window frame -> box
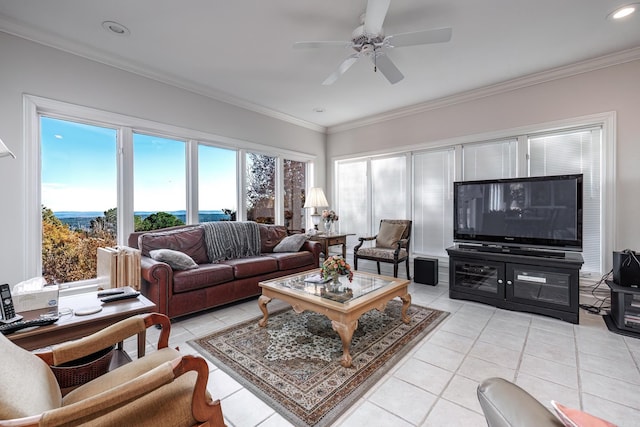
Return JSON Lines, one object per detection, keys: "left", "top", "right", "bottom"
{"left": 332, "top": 111, "right": 616, "bottom": 275}
{"left": 24, "top": 95, "right": 316, "bottom": 284}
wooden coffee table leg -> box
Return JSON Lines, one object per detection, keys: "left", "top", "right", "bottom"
{"left": 400, "top": 293, "right": 412, "bottom": 324}
{"left": 258, "top": 295, "right": 272, "bottom": 327}
{"left": 331, "top": 319, "right": 358, "bottom": 368}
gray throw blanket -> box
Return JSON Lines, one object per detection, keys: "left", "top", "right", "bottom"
{"left": 201, "top": 221, "right": 261, "bottom": 262}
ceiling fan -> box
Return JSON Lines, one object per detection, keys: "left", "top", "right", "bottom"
{"left": 293, "top": 0, "right": 452, "bottom": 85}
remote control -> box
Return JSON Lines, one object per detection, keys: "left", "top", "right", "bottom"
{"left": 0, "top": 316, "right": 59, "bottom": 335}
{"left": 100, "top": 292, "right": 140, "bottom": 303}
{"left": 97, "top": 289, "right": 126, "bottom": 297}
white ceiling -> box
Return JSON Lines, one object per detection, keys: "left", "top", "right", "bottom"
{"left": 1, "top": 0, "right": 639, "bottom": 130}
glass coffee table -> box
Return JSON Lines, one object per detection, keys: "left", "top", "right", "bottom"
{"left": 258, "top": 269, "right": 411, "bottom": 368}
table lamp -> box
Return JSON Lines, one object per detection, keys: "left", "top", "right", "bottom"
{"left": 303, "top": 187, "right": 329, "bottom": 230}
{"left": 0, "top": 138, "right": 15, "bottom": 159}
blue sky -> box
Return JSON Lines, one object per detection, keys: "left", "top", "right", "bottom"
{"left": 41, "top": 116, "right": 236, "bottom": 212}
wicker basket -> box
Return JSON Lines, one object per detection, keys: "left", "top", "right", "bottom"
{"left": 50, "top": 346, "right": 114, "bottom": 389}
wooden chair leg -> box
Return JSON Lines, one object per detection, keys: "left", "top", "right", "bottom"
{"left": 393, "top": 263, "right": 398, "bottom": 278}
{"left": 376, "top": 262, "right": 381, "bottom": 275}
{"left": 354, "top": 256, "right": 358, "bottom": 270}
{"left": 405, "top": 259, "right": 411, "bottom": 280}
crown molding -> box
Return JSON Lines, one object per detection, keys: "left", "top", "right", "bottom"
{"left": 327, "top": 46, "right": 640, "bottom": 134}
{"left": 0, "top": 17, "right": 326, "bottom": 134}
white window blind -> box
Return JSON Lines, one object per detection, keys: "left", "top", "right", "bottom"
{"left": 462, "top": 139, "right": 518, "bottom": 180}
{"left": 528, "top": 127, "right": 602, "bottom": 273}
{"left": 412, "top": 149, "right": 455, "bottom": 257}
{"left": 371, "top": 156, "right": 408, "bottom": 228}
{"left": 336, "top": 160, "right": 368, "bottom": 237}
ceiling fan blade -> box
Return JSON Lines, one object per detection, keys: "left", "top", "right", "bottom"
{"left": 364, "top": 0, "right": 391, "bottom": 35}
{"left": 293, "top": 41, "right": 354, "bottom": 49}
{"left": 322, "top": 54, "right": 360, "bottom": 85}
{"left": 371, "top": 52, "right": 404, "bottom": 84}
{"left": 385, "top": 27, "right": 452, "bottom": 48}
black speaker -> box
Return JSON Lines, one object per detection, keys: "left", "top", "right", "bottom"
{"left": 414, "top": 257, "right": 438, "bottom": 285}
{"left": 613, "top": 250, "right": 640, "bottom": 287}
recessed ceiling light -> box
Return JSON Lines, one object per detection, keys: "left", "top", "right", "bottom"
{"left": 102, "top": 21, "right": 130, "bottom": 36}
{"left": 608, "top": 3, "right": 638, "bottom": 20}
{"left": 313, "top": 107, "right": 325, "bottom": 113}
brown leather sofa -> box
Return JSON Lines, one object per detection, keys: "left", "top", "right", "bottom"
{"left": 128, "top": 223, "right": 321, "bottom": 319}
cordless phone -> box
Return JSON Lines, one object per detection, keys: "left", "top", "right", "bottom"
{"left": 0, "top": 283, "right": 22, "bottom": 323}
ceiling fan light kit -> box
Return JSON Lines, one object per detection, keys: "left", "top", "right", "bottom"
{"left": 294, "top": 0, "right": 452, "bottom": 85}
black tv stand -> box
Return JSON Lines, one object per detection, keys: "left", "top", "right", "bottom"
{"left": 457, "top": 244, "right": 566, "bottom": 259}
{"left": 447, "top": 245, "right": 584, "bottom": 323}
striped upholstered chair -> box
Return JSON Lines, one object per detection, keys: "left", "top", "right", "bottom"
{"left": 353, "top": 219, "right": 412, "bottom": 279}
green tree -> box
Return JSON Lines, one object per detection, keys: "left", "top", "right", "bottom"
{"left": 134, "top": 211, "right": 184, "bottom": 231}
{"left": 42, "top": 206, "right": 116, "bottom": 284}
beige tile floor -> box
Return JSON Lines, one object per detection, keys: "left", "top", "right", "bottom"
{"left": 126, "top": 261, "right": 640, "bottom": 426}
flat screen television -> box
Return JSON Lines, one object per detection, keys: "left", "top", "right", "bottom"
{"left": 453, "top": 174, "right": 583, "bottom": 252}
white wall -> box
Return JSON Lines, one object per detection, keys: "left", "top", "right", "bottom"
{"left": 327, "top": 59, "right": 640, "bottom": 256}
{"left": 0, "top": 32, "right": 326, "bottom": 285}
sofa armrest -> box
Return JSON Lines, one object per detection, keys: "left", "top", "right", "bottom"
{"left": 140, "top": 256, "right": 173, "bottom": 317}
{"left": 301, "top": 240, "right": 322, "bottom": 267}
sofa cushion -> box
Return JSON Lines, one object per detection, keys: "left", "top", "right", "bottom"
{"left": 172, "top": 264, "right": 234, "bottom": 293}
{"left": 265, "top": 252, "right": 315, "bottom": 271}
{"left": 138, "top": 227, "right": 209, "bottom": 265}
{"left": 149, "top": 249, "right": 198, "bottom": 270}
{"left": 273, "top": 234, "right": 308, "bottom": 252}
{"left": 220, "top": 256, "right": 278, "bottom": 279}
{"left": 259, "top": 224, "right": 288, "bottom": 253}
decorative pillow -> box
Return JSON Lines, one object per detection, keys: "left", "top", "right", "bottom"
{"left": 149, "top": 249, "right": 199, "bottom": 270}
{"left": 273, "top": 234, "right": 308, "bottom": 253}
{"left": 551, "top": 401, "right": 617, "bottom": 427}
{"left": 376, "top": 222, "right": 406, "bottom": 249}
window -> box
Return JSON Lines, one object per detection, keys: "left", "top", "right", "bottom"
{"left": 198, "top": 144, "right": 237, "bottom": 221}
{"left": 371, "top": 155, "right": 408, "bottom": 227}
{"left": 133, "top": 133, "right": 186, "bottom": 230}
{"left": 462, "top": 139, "right": 518, "bottom": 180}
{"left": 40, "top": 116, "right": 117, "bottom": 283}
{"left": 336, "top": 160, "right": 368, "bottom": 237}
{"left": 334, "top": 114, "right": 613, "bottom": 274}
{"left": 529, "top": 127, "right": 602, "bottom": 272}
{"left": 29, "top": 96, "right": 316, "bottom": 284}
{"left": 412, "top": 149, "right": 455, "bottom": 257}
{"left": 283, "top": 159, "right": 306, "bottom": 232}
{"left": 246, "top": 152, "right": 276, "bottom": 224}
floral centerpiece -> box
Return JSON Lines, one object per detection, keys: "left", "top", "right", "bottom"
{"left": 321, "top": 255, "right": 353, "bottom": 284}
{"left": 322, "top": 209, "right": 339, "bottom": 233}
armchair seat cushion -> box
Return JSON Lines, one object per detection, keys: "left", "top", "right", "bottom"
{"left": 78, "top": 371, "right": 203, "bottom": 427}
{"left": 355, "top": 247, "right": 408, "bottom": 260}
{"left": 173, "top": 263, "right": 234, "bottom": 293}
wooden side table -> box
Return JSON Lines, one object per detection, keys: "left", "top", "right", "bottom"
{"left": 310, "top": 233, "right": 348, "bottom": 259}
{"left": 8, "top": 287, "right": 156, "bottom": 357}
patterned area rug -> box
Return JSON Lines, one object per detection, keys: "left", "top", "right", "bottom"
{"left": 190, "top": 301, "right": 448, "bottom": 427}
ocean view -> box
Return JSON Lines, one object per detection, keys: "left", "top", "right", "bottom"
{"left": 54, "top": 210, "right": 230, "bottom": 229}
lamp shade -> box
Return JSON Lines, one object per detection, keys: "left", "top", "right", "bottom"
{"left": 0, "top": 138, "right": 16, "bottom": 159}
{"left": 303, "top": 187, "right": 329, "bottom": 209}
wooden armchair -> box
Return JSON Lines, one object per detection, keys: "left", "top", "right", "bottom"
{"left": 353, "top": 219, "right": 412, "bottom": 279}
{"left": 0, "top": 313, "right": 225, "bottom": 427}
